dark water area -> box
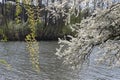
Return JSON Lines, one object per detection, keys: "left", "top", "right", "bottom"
{"left": 0, "top": 42, "right": 120, "bottom": 80}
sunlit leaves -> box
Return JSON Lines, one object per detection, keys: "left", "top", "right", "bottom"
{"left": 14, "top": 1, "right": 40, "bottom": 73}
{"left": 25, "top": 4, "right": 40, "bottom": 73}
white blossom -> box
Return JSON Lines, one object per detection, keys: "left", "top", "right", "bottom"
{"left": 55, "top": 2, "right": 120, "bottom": 69}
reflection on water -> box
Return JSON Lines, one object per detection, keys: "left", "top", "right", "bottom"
{"left": 0, "top": 42, "right": 120, "bottom": 80}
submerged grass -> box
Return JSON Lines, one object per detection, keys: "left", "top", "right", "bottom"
{"left": 0, "top": 59, "right": 12, "bottom": 70}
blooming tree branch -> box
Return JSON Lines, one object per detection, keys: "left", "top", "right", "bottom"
{"left": 55, "top": 2, "right": 120, "bottom": 69}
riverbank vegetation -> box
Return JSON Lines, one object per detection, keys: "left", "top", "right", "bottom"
{"left": 0, "top": 1, "right": 83, "bottom": 41}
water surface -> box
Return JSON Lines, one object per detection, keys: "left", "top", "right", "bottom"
{"left": 0, "top": 42, "right": 120, "bottom": 80}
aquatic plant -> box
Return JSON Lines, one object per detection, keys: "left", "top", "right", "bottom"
{"left": 0, "top": 59, "right": 11, "bottom": 70}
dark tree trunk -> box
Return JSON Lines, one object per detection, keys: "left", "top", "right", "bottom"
{"left": 44, "top": 0, "right": 49, "bottom": 27}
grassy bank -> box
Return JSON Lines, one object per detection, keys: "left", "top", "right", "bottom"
{"left": 0, "top": 21, "right": 73, "bottom": 41}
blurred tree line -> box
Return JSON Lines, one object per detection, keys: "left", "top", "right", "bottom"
{"left": 0, "top": 0, "right": 118, "bottom": 41}
{"left": 0, "top": 0, "right": 76, "bottom": 40}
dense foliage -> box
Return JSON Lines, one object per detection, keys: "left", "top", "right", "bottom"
{"left": 53, "top": 0, "right": 120, "bottom": 69}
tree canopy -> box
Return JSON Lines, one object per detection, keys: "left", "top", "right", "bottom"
{"left": 53, "top": 0, "right": 120, "bottom": 69}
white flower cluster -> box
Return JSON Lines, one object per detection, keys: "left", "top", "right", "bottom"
{"left": 55, "top": 3, "right": 120, "bottom": 69}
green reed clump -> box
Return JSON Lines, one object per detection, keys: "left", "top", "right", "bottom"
{"left": 0, "top": 29, "right": 7, "bottom": 41}
{"left": 15, "top": 2, "right": 22, "bottom": 24}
